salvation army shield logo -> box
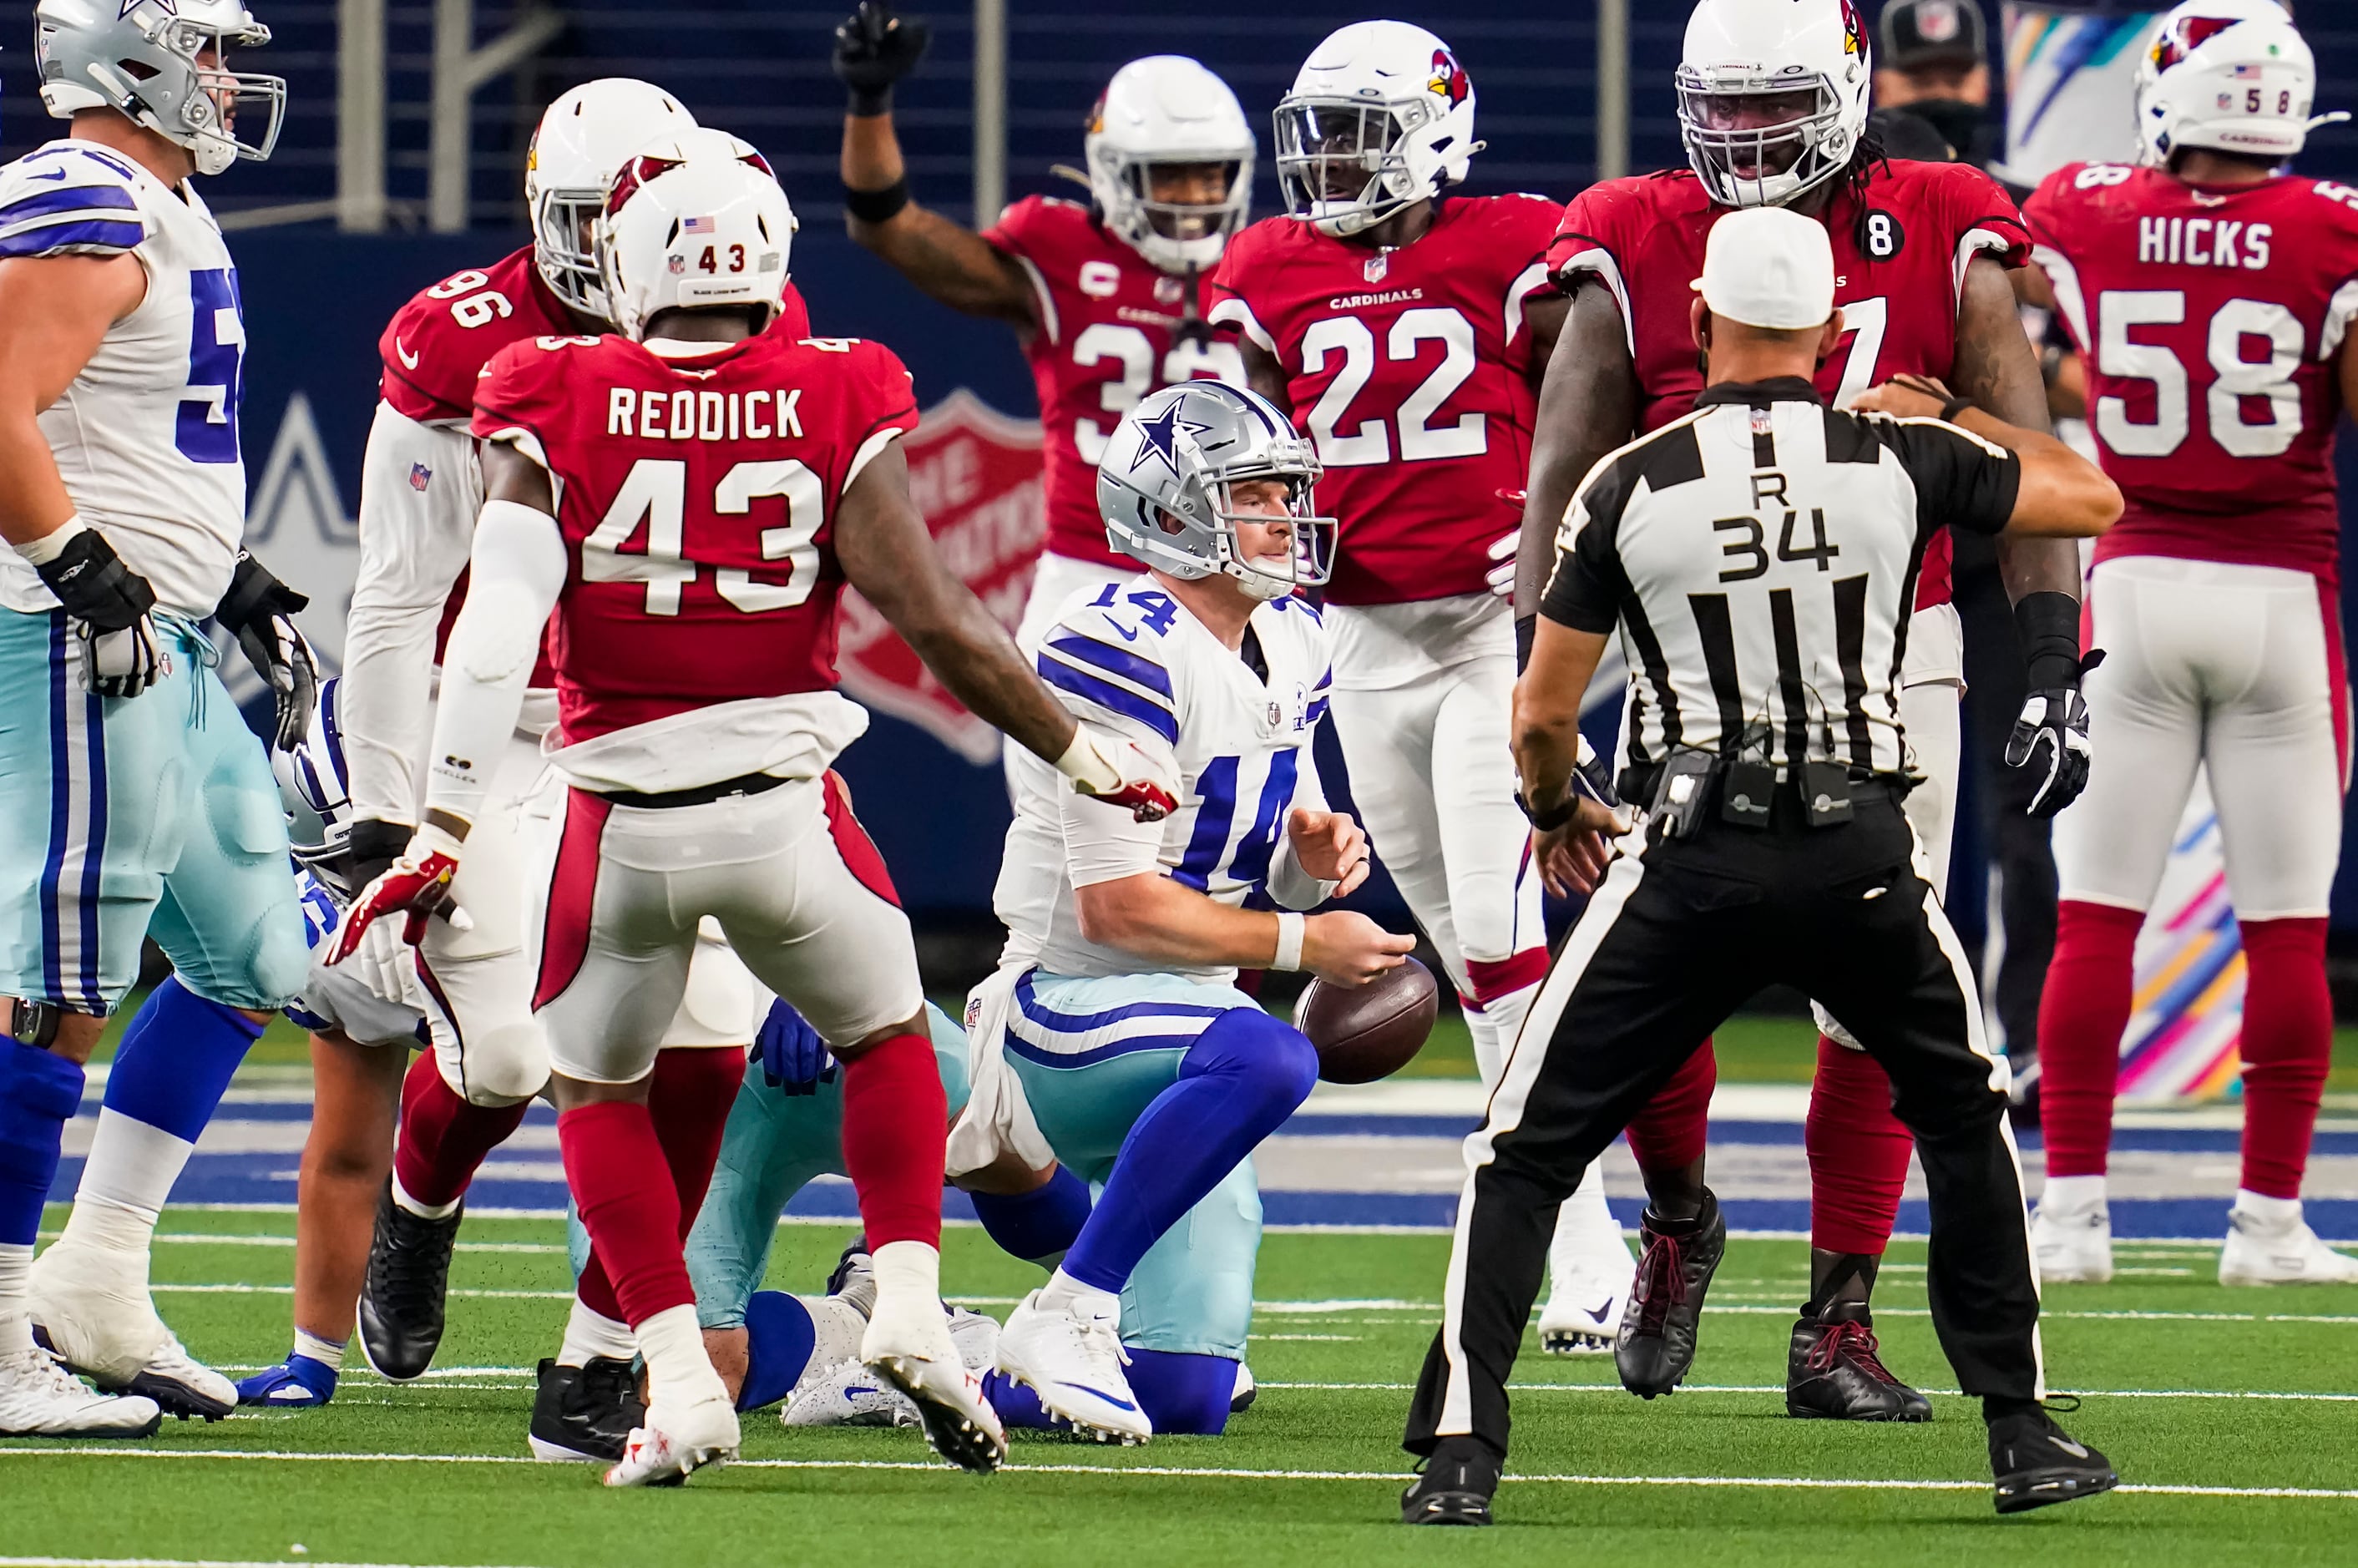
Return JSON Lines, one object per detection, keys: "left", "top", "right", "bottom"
{"left": 834, "top": 389, "right": 1046, "bottom": 763}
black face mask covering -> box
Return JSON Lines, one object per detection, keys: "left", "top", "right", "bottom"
{"left": 1903, "top": 96, "right": 1987, "bottom": 160}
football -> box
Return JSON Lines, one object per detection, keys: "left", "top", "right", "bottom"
{"left": 1294, "top": 956, "right": 1440, "bottom": 1084}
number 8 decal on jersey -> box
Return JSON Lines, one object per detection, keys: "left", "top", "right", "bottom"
{"left": 176, "top": 267, "right": 244, "bottom": 464}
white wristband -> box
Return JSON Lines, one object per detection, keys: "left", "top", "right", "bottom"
{"left": 1052, "top": 725, "right": 1121, "bottom": 792}
{"left": 1272, "top": 912, "right": 1306, "bottom": 973}
{"left": 13, "top": 514, "right": 87, "bottom": 569}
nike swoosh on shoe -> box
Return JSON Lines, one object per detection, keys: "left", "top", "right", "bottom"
{"left": 1056, "top": 1382, "right": 1138, "bottom": 1413}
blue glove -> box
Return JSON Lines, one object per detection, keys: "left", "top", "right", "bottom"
{"left": 753, "top": 996, "right": 835, "bottom": 1095}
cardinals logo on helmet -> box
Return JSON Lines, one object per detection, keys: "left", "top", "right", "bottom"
{"left": 2152, "top": 13, "right": 2244, "bottom": 73}
{"left": 1426, "top": 48, "right": 1470, "bottom": 108}
{"left": 1839, "top": 0, "right": 1865, "bottom": 57}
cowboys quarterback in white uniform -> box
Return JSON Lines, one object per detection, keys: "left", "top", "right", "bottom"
{"left": 0, "top": 0, "right": 305, "bottom": 1436}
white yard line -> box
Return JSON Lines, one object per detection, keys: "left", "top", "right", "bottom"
{"left": 0, "top": 1449, "right": 2350, "bottom": 1500}
{"left": 1259, "top": 1381, "right": 2358, "bottom": 1403}
{"left": 1, "top": 1559, "right": 550, "bottom": 1568}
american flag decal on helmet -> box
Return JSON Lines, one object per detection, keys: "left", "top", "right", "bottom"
{"left": 682, "top": 215, "right": 716, "bottom": 234}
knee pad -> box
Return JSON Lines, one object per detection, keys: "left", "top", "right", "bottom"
{"left": 1180, "top": 1008, "right": 1319, "bottom": 1110}
{"left": 443, "top": 1021, "right": 549, "bottom": 1106}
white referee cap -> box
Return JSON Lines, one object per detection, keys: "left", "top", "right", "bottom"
{"left": 1692, "top": 207, "right": 1837, "bottom": 331}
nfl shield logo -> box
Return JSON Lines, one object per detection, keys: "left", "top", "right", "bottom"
{"left": 1364, "top": 254, "right": 1389, "bottom": 284}
{"left": 1154, "top": 275, "right": 1183, "bottom": 305}
{"left": 408, "top": 462, "right": 432, "bottom": 492}
{"left": 1749, "top": 407, "right": 1774, "bottom": 436}
{"left": 1267, "top": 700, "right": 1283, "bottom": 730}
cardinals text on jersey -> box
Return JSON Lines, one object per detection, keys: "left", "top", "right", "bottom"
{"left": 1205, "top": 195, "right": 1560, "bottom": 606}
{"left": 1547, "top": 162, "right": 2035, "bottom": 609}
{"left": 984, "top": 195, "right": 1246, "bottom": 570}
{"left": 996, "top": 577, "right": 1332, "bottom": 981}
{"left": 0, "top": 140, "right": 250, "bottom": 620}
{"left": 470, "top": 329, "right": 918, "bottom": 781}
{"left": 2027, "top": 162, "right": 2358, "bottom": 583}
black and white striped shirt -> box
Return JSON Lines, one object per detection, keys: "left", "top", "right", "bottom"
{"left": 1541, "top": 378, "right": 2020, "bottom": 779}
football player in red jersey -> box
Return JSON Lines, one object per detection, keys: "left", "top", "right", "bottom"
{"left": 1510, "top": 0, "right": 2093, "bottom": 1419}
{"left": 1205, "top": 20, "right": 1637, "bottom": 1351}
{"left": 333, "top": 152, "right": 1173, "bottom": 1487}
{"left": 2023, "top": 0, "right": 2358, "bottom": 1288}
{"left": 830, "top": 3, "right": 1252, "bottom": 655}
{"left": 328, "top": 93, "right": 812, "bottom": 1459}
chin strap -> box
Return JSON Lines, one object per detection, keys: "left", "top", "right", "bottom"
{"left": 2308, "top": 110, "right": 2353, "bottom": 132}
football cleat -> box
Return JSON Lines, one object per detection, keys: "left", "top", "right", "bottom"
{"left": 1989, "top": 1409, "right": 2118, "bottom": 1514}
{"left": 28, "top": 1241, "right": 235, "bottom": 1420}
{"left": 2030, "top": 1195, "right": 2113, "bottom": 1285}
{"left": 863, "top": 1293, "right": 1009, "bottom": 1472}
{"left": 2219, "top": 1206, "right": 2358, "bottom": 1286}
{"left": 602, "top": 1390, "right": 740, "bottom": 1488}
{"left": 1400, "top": 1436, "right": 1501, "bottom": 1526}
{"left": 825, "top": 1237, "right": 878, "bottom": 1318}
{"left": 1539, "top": 1201, "right": 1637, "bottom": 1355}
{"left": 1785, "top": 1302, "right": 1931, "bottom": 1422}
{"left": 235, "top": 1352, "right": 339, "bottom": 1408}
{"left": 993, "top": 1287, "right": 1151, "bottom": 1447}
{"left": 781, "top": 1357, "right": 918, "bottom": 1429}
{"left": 529, "top": 1356, "right": 645, "bottom": 1464}
{"left": 357, "top": 1179, "right": 462, "bottom": 1381}
{"left": 0, "top": 1345, "right": 161, "bottom": 1437}
{"left": 947, "top": 1304, "right": 999, "bottom": 1370}
{"left": 1231, "top": 1362, "right": 1257, "bottom": 1415}
{"left": 1615, "top": 1191, "right": 1724, "bottom": 1400}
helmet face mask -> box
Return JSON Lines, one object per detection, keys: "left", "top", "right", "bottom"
{"left": 1097, "top": 382, "right": 1334, "bottom": 599}
{"left": 1276, "top": 100, "right": 1422, "bottom": 224}
{"left": 1084, "top": 57, "right": 1256, "bottom": 274}
{"left": 37, "top": 0, "right": 285, "bottom": 176}
{"left": 1677, "top": 0, "right": 1872, "bottom": 210}
{"left": 1274, "top": 22, "right": 1480, "bottom": 239}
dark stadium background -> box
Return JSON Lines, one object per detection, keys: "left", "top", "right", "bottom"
{"left": 2, "top": 0, "right": 2355, "bottom": 957}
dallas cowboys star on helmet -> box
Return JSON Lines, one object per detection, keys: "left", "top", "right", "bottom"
{"left": 1084, "top": 56, "right": 1256, "bottom": 274}
{"left": 1096, "top": 382, "right": 1333, "bottom": 599}
{"left": 1273, "top": 21, "right": 1482, "bottom": 238}
{"left": 526, "top": 78, "right": 699, "bottom": 318}
{"left": 2134, "top": 0, "right": 2345, "bottom": 168}
{"left": 36, "top": 0, "right": 285, "bottom": 177}
{"left": 1677, "top": 0, "right": 1874, "bottom": 210}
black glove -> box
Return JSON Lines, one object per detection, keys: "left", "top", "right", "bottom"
{"left": 35, "top": 524, "right": 162, "bottom": 700}
{"left": 2006, "top": 651, "right": 2103, "bottom": 818}
{"left": 833, "top": 0, "right": 930, "bottom": 116}
{"left": 217, "top": 550, "right": 317, "bottom": 751}
{"left": 347, "top": 817, "right": 412, "bottom": 893}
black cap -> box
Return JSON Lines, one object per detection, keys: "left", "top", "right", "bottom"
{"left": 1877, "top": 0, "right": 1987, "bottom": 72}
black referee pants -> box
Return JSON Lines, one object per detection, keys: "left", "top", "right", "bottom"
{"left": 1403, "top": 786, "right": 2043, "bottom": 1459}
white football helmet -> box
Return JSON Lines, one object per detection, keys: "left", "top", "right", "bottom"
{"left": 526, "top": 78, "right": 698, "bottom": 318}
{"left": 1085, "top": 57, "right": 1256, "bottom": 275}
{"left": 271, "top": 676, "right": 357, "bottom": 900}
{"left": 2135, "top": 1, "right": 2342, "bottom": 167}
{"left": 596, "top": 154, "right": 797, "bottom": 343}
{"left": 1273, "top": 21, "right": 1482, "bottom": 238}
{"left": 36, "top": 0, "right": 284, "bottom": 176}
{"left": 1677, "top": 0, "right": 1874, "bottom": 210}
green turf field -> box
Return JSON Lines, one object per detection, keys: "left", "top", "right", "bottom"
{"left": 10, "top": 1206, "right": 2358, "bottom": 1565}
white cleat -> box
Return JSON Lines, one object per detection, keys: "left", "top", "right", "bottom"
{"left": 602, "top": 1392, "right": 740, "bottom": 1488}
{"left": 782, "top": 1358, "right": 918, "bottom": 1429}
{"left": 28, "top": 1242, "right": 235, "bottom": 1419}
{"left": 947, "top": 1305, "right": 999, "bottom": 1370}
{"left": 2219, "top": 1207, "right": 2358, "bottom": 1286}
{"left": 0, "top": 1344, "right": 162, "bottom": 1438}
{"left": 2030, "top": 1197, "right": 2114, "bottom": 1285}
{"left": 861, "top": 1294, "right": 1007, "bottom": 1473}
{"left": 994, "top": 1288, "right": 1151, "bottom": 1447}
{"left": 1539, "top": 1266, "right": 1633, "bottom": 1355}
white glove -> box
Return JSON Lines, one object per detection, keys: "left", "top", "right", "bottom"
{"left": 76, "top": 615, "right": 164, "bottom": 700}
{"left": 1485, "top": 531, "right": 1518, "bottom": 599}
{"left": 1055, "top": 722, "right": 1179, "bottom": 822}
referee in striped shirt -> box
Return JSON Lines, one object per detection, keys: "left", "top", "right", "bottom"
{"left": 1400, "top": 207, "right": 2123, "bottom": 1525}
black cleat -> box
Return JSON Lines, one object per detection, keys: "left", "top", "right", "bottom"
{"left": 1786, "top": 1302, "right": 1932, "bottom": 1422}
{"left": 1401, "top": 1437, "right": 1501, "bottom": 1526}
{"left": 528, "top": 1356, "right": 646, "bottom": 1464}
{"left": 1990, "top": 1409, "right": 2118, "bottom": 1515}
{"left": 357, "top": 1179, "right": 462, "bottom": 1382}
{"left": 1616, "top": 1191, "right": 1724, "bottom": 1399}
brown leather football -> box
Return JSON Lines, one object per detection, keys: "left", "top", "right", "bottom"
{"left": 1293, "top": 956, "right": 1440, "bottom": 1085}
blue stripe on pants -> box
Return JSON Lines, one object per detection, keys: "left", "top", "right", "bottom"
{"left": 78, "top": 662, "right": 105, "bottom": 1011}
{"left": 40, "top": 615, "right": 68, "bottom": 1006}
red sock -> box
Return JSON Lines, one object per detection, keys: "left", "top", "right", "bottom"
{"left": 392, "top": 1050, "right": 529, "bottom": 1208}
{"left": 838, "top": 1032, "right": 946, "bottom": 1251}
{"left": 649, "top": 1046, "right": 747, "bottom": 1229}
{"left": 2037, "top": 900, "right": 2143, "bottom": 1180}
{"left": 1627, "top": 1043, "right": 1715, "bottom": 1171}
{"left": 1806, "top": 1037, "right": 1912, "bottom": 1255}
{"left": 559, "top": 1100, "right": 691, "bottom": 1327}
{"left": 576, "top": 1254, "right": 622, "bottom": 1323}
{"left": 2238, "top": 917, "right": 2331, "bottom": 1200}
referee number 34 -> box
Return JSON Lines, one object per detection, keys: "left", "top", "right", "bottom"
{"left": 1713, "top": 475, "right": 1839, "bottom": 583}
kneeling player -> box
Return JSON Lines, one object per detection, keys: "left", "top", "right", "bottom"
{"left": 949, "top": 381, "right": 1414, "bottom": 1443}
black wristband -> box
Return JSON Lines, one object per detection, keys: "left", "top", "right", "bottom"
{"left": 1938, "top": 394, "right": 1973, "bottom": 423}
{"left": 847, "top": 84, "right": 893, "bottom": 118}
{"left": 36, "top": 529, "right": 154, "bottom": 630}
{"left": 1515, "top": 787, "right": 1580, "bottom": 832}
{"left": 1514, "top": 614, "right": 1536, "bottom": 674}
{"left": 844, "top": 178, "right": 910, "bottom": 224}
{"left": 2013, "top": 589, "right": 2083, "bottom": 691}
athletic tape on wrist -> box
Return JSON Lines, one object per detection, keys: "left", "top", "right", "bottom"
{"left": 1273, "top": 913, "right": 1306, "bottom": 974}
{"left": 12, "top": 515, "right": 87, "bottom": 569}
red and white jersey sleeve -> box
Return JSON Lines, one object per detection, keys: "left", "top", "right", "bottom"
{"left": 1549, "top": 164, "right": 2033, "bottom": 609}
{"left": 2027, "top": 163, "right": 2358, "bottom": 583}
{"left": 984, "top": 195, "right": 1245, "bottom": 569}
{"left": 471, "top": 331, "right": 919, "bottom": 786}
{"left": 377, "top": 247, "right": 575, "bottom": 427}
{"left": 1206, "top": 195, "right": 1560, "bottom": 606}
